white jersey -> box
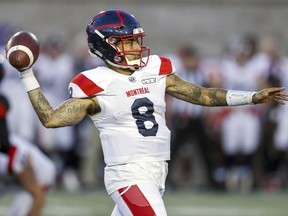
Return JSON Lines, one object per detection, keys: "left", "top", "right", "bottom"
{"left": 69, "top": 55, "right": 175, "bottom": 166}
{"left": 221, "top": 55, "right": 268, "bottom": 91}
{"left": 0, "top": 134, "right": 56, "bottom": 186}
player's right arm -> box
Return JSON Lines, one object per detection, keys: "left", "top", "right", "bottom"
{"left": 27, "top": 89, "right": 100, "bottom": 128}
{"left": 4, "top": 57, "right": 101, "bottom": 128}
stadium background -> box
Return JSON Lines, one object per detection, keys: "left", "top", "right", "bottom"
{"left": 1, "top": 0, "right": 288, "bottom": 56}
{"left": 1, "top": 0, "right": 288, "bottom": 215}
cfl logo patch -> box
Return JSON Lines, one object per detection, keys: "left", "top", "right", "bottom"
{"left": 141, "top": 78, "right": 156, "bottom": 85}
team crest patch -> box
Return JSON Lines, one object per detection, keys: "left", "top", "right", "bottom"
{"left": 128, "top": 76, "right": 137, "bottom": 83}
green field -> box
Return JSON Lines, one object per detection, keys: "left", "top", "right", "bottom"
{"left": 1, "top": 189, "right": 288, "bottom": 216}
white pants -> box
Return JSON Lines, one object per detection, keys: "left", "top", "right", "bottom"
{"left": 105, "top": 161, "right": 168, "bottom": 216}
{"left": 111, "top": 183, "right": 167, "bottom": 216}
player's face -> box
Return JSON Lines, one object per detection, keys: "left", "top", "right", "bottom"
{"left": 117, "top": 38, "right": 141, "bottom": 61}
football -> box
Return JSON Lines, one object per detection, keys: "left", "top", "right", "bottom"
{"left": 5, "top": 31, "right": 40, "bottom": 71}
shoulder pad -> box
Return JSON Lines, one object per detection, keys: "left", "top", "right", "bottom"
{"left": 70, "top": 73, "right": 104, "bottom": 97}
{"left": 159, "top": 56, "right": 174, "bottom": 75}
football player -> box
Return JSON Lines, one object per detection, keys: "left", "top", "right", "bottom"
{"left": 0, "top": 62, "right": 56, "bottom": 216}
{"left": 6, "top": 9, "right": 288, "bottom": 215}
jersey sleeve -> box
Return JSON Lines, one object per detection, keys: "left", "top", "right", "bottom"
{"left": 68, "top": 72, "right": 104, "bottom": 98}
{"left": 158, "top": 56, "right": 176, "bottom": 76}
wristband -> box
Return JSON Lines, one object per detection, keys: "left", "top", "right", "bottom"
{"left": 226, "top": 90, "right": 257, "bottom": 106}
{"left": 19, "top": 68, "right": 40, "bottom": 92}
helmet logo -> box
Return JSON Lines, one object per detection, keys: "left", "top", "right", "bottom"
{"left": 133, "top": 28, "right": 144, "bottom": 34}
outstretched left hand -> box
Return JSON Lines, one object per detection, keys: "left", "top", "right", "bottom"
{"left": 253, "top": 87, "right": 288, "bottom": 105}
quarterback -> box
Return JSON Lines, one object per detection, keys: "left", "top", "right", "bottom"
{"left": 6, "top": 9, "right": 288, "bottom": 216}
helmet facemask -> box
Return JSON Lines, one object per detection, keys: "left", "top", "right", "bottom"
{"left": 107, "top": 32, "right": 150, "bottom": 70}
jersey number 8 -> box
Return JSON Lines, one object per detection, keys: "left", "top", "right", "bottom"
{"left": 131, "top": 97, "right": 159, "bottom": 137}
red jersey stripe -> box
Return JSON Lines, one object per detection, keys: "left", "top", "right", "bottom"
{"left": 0, "top": 103, "right": 7, "bottom": 118}
{"left": 118, "top": 185, "right": 156, "bottom": 216}
{"left": 159, "top": 56, "right": 173, "bottom": 75}
{"left": 71, "top": 74, "right": 104, "bottom": 96}
{"left": 8, "top": 146, "right": 17, "bottom": 173}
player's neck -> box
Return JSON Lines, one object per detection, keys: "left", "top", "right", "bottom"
{"left": 108, "top": 65, "right": 135, "bottom": 76}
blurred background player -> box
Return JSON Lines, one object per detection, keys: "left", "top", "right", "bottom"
{"left": 216, "top": 35, "right": 269, "bottom": 192}
{"left": 166, "top": 44, "right": 214, "bottom": 189}
{"left": 33, "top": 33, "right": 79, "bottom": 192}
{"left": 0, "top": 61, "right": 56, "bottom": 216}
{"left": 0, "top": 24, "right": 37, "bottom": 144}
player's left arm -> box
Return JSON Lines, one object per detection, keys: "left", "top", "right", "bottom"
{"left": 166, "top": 73, "right": 288, "bottom": 106}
